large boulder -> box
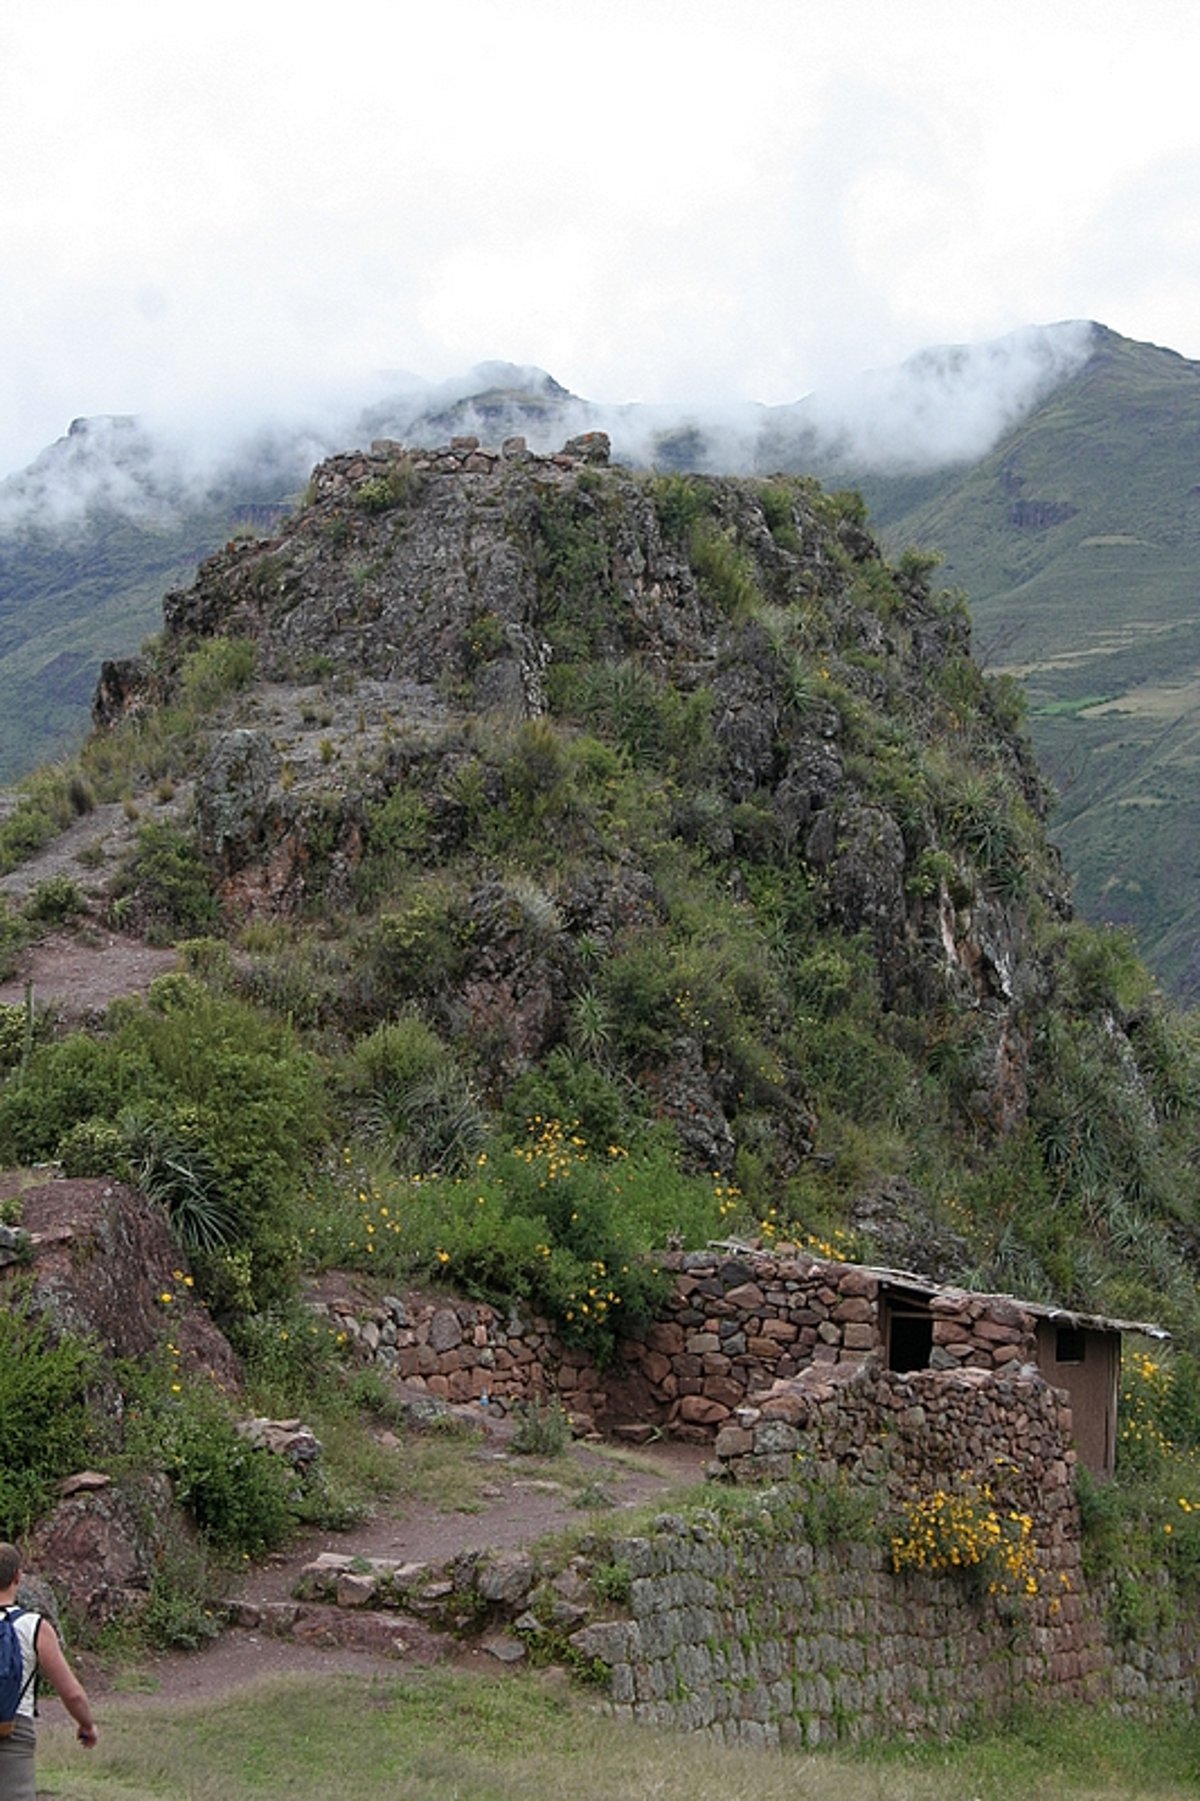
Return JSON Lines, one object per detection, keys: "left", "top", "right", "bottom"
{"left": 7, "top": 1177, "right": 240, "bottom": 1387}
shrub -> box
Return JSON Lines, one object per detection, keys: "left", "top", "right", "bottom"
{"left": 328, "top": 1119, "right": 753, "bottom": 1362}
{"left": 0, "top": 1298, "right": 98, "bottom": 1536}
{"left": 689, "top": 519, "right": 763, "bottom": 619}
{"left": 358, "top": 879, "right": 472, "bottom": 1004}
{"left": 510, "top": 1396, "right": 570, "bottom": 1457}
{"left": 0, "top": 988, "right": 327, "bottom": 1316}
{"left": 890, "top": 1476, "right": 1042, "bottom": 1601}
{"left": 109, "top": 821, "right": 219, "bottom": 943}
{"left": 0, "top": 1001, "right": 34, "bottom": 1072}
{"left": 176, "top": 636, "right": 256, "bottom": 713}
{"left": 569, "top": 662, "right": 715, "bottom": 773}
{"left": 353, "top": 461, "right": 423, "bottom": 513}
{"left": 156, "top": 1381, "right": 294, "bottom": 1555}
{"left": 650, "top": 473, "right": 712, "bottom": 539}
{"left": 348, "top": 1014, "right": 451, "bottom": 1098}
{"left": 0, "top": 904, "right": 28, "bottom": 982}
{"left": 757, "top": 482, "right": 804, "bottom": 554}
{"left": 24, "top": 874, "right": 86, "bottom": 925}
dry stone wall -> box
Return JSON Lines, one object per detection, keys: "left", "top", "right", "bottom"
{"left": 309, "top": 1256, "right": 1200, "bottom": 1739}
{"left": 319, "top": 1249, "right": 1046, "bottom": 1440}
{"left": 308, "top": 1288, "right": 613, "bottom": 1433}
{"left": 571, "top": 1511, "right": 1199, "bottom": 1743}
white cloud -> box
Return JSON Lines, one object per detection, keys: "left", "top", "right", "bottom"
{"left": 2, "top": 0, "right": 1200, "bottom": 475}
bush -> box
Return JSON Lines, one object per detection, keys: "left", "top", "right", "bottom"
{"left": 353, "top": 461, "right": 423, "bottom": 513}
{"left": 0, "top": 1001, "right": 34, "bottom": 1072}
{"left": 156, "top": 1381, "right": 294, "bottom": 1556}
{"left": 0, "top": 987, "right": 327, "bottom": 1316}
{"left": 0, "top": 1298, "right": 98, "bottom": 1536}
{"left": 109, "top": 821, "right": 219, "bottom": 943}
{"left": 689, "top": 519, "right": 763, "bottom": 619}
{"left": 510, "top": 1396, "right": 570, "bottom": 1457}
{"left": 24, "top": 874, "right": 86, "bottom": 925}
{"left": 176, "top": 636, "right": 256, "bottom": 712}
{"left": 325, "top": 1120, "right": 751, "bottom": 1362}
{"left": 358, "top": 879, "right": 472, "bottom": 1005}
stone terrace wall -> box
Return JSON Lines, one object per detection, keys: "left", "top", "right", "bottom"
{"left": 570, "top": 1363, "right": 1200, "bottom": 1741}
{"left": 715, "top": 1360, "right": 1098, "bottom": 1691}
{"left": 576, "top": 1523, "right": 1078, "bottom": 1745}
{"left": 572, "top": 1507, "right": 1200, "bottom": 1744}
{"left": 308, "top": 1288, "right": 613, "bottom": 1434}
{"left": 308, "top": 1270, "right": 1200, "bottom": 1737}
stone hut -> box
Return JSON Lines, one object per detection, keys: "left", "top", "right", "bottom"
{"left": 874, "top": 1267, "right": 1166, "bottom": 1477}
{"left": 615, "top": 1249, "right": 1168, "bottom": 1478}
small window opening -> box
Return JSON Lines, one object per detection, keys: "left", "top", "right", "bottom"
{"left": 888, "top": 1309, "right": 933, "bottom": 1373}
{"left": 1055, "top": 1326, "right": 1086, "bottom": 1365}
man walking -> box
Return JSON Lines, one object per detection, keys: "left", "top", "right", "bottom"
{"left": 0, "top": 1542, "right": 98, "bottom": 1801}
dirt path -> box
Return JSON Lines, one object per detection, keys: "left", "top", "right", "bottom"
{"left": 81, "top": 1430, "right": 712, "bottom": 1713}
{"left": 0, "top": 930, "right": 178, "bottom": 1019}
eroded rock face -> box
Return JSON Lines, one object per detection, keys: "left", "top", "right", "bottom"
{"left": 4, "top": 1181, "right": 243, "bottom": 1623}
{"left": 26, "top": 1474, "right": 183, "bottom": 1626}
{"left": 194, "top": 728, "right": 277, "bottom": 870}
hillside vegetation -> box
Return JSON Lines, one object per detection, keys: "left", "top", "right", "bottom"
{"left": 2, "top": 442, "right": 1198, "bottom": 1364}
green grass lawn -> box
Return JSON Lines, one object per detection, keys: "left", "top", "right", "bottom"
{"left": 35, "top": 1668, "right": 1200, "bottom": 1801}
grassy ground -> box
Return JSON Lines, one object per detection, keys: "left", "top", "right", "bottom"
{"left": 36, "top": 1668, "right": 1200, "bottom": 1801}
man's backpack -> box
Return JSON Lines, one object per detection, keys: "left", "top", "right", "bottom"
{"left": 0, "top": 1605, "right": 35, "bottom": 1738}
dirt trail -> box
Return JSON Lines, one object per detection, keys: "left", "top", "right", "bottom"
{"left": 81, "top": 1430, "right": 711, "bottom": 1714}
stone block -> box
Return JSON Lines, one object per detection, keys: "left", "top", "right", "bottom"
{"left": 686, "top": 1332, "right": 721, "bottom": 1355}
{"left": 714, "top": 1424, "right": 754, "bottom": 1458}
{"left": 723, "top": 1281, "right": 765, "bottom": 1309}
{"left": 429, "top": 1308, "right": 463, "bottom": 1352}
{"left": 678, "top": 1394, "right": 730, "bottom": 1425}
{"left": 836, "top": 1268, "right": 879, "bottom": 1299}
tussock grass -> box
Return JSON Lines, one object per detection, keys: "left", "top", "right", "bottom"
{"left": 36, "top": 1671, "right": 1200, "bottom": 1801}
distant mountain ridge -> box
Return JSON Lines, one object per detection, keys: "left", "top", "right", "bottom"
{"left": 6, "top": 321, "right": 1200, "bottom": 992}
{"left": 849, "top": 327, "right": 1200, "bottom": 998}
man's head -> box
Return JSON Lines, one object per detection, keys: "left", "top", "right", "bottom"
{"left": 0, "top": 1544, "right": 21, "bottom": 1592}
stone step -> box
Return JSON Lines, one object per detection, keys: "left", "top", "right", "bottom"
{"left": 223, "top": 1597, "right": 452, "bottom": 1662}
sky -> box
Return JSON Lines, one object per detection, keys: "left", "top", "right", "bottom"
{"left": 3, "top": 0, "right": 1200, "bottom": 479}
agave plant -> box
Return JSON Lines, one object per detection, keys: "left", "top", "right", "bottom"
{"left": 120, "top": 1107, "right": 239, "bottom": 1253}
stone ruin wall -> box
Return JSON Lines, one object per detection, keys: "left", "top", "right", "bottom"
{"left": 314, "top": 1250, "right": 1200, "bottom": 1734}
{"left": 312, "top": 1249, "right": 1043, "bottom": 1439}
{"left": 574, "top": 1367, "right": 1200, "bottom": 1741}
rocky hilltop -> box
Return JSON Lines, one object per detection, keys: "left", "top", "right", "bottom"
{"left": 56, "top": 425, "right": 1192, "bottom": 1325}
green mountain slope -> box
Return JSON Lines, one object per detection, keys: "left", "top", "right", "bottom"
{"left": 7, "top": 328, "right": 1200, "bottom": 998}
{"left": 861, "top": 327, "right": 1200, "bottom": 996}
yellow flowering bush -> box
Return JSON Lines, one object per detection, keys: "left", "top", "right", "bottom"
{"left": 313, "top": 1119, "right": 761, "bottom": 1362}
{"left": 891, "top": 1477, "right": 1042, "bottom": 1601}
{"left": 1119, "top": 1349, "right": 1189, "bottom": 1476}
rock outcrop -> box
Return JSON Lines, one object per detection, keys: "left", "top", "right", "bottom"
{"left": 89, "top": 437, "right": 1072, "bottom": 1177}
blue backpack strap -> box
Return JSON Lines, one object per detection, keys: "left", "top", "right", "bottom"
{"left": 3, "top": 1606, "right": 38, "bottom": 1714}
